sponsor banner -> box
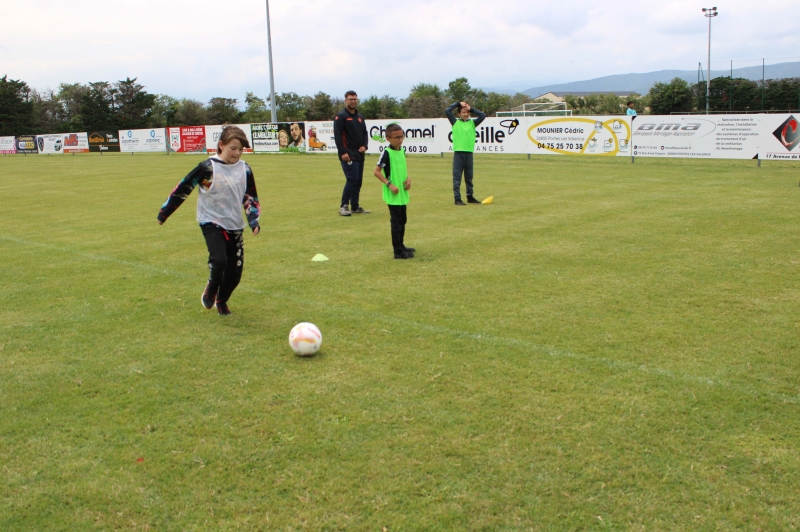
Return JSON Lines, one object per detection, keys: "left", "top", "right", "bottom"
{"left": 87, "top": 131, "right": 120, "bottom": 152}
{"left": 249, "top": 122, "right": 306, "bottom": 153}
{"left": 167, "top": 126, "right": 206, "bottom": 153}
{"left": 463, "top": 117, "right": 530, "bottom": 154}
{"left": 305, "top": 121, "right": 334, "bottom": 153}
{"left": 205, "top": 124, "right": 254, "bottom": 154}
{"left": 0, "top": 136, "right": 17, "bottom": 154}
{"left": 37, "top": 134, "right": 65, "bottom": 154}
{"left": 278, "top": 122, "right": 306, "bottom": 153}
{"left": 759, "top": 114, "right": 800, "bottom": 161}
{"left": 367, "top": 118, "right": 448, "bottom": 155}
{"left": 250, "top": 123, "right": 280, "bottom": 153}
{"left": 15, "top": 135, "right": 38, "bottom": 154}
{"left": 62, "top": 132, "right": 89, "bottom": 153}
{"left": 631, "top": 115, "right": 759, "bottom": 159}
{"left": 526, "top": 116, "right": 632, "bottom": 156}
{"left": 119, "top": 128, "right": 167, "bottom": 153}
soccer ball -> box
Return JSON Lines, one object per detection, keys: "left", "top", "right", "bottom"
{"left": 289, "top": 322, "right": 322, "bottom": 356}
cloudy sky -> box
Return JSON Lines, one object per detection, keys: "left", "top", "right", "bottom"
{"left": 2, "top": 0, "right": 798, "bottom": 103}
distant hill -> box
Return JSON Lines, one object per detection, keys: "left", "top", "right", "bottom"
{"left": 517, "top": 61, "right": 800, "bottom": 98}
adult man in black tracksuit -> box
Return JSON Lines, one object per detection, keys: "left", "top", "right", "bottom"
{"left": 333, "top": 90, "right": 370, "bottom": 216}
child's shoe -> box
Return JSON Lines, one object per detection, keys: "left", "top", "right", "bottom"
{"left": 216, "top": 300, "right": 232, "bottom": 315}
{"left": 201, "top": 283, "right": 218, "bottom": 309}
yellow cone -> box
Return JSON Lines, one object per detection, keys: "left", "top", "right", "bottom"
{"left": 481, "top": 196, "right": 494, "bottom": 204}
{"left": 311, "top": 254, "right": 329, "bottom": 262}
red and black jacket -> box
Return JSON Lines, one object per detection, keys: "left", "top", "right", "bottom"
{"left": 333, "top": 108, "right": 369, "bottom": 162}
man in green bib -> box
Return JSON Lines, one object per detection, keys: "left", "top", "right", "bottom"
{"left": 445, "top": 101, "right": 486, "bottom": 205}
{"left": 373, "top": 124, "right": 415, "bottom": 259}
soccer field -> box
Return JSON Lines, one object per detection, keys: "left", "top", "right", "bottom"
{"left": 1, "top": 153, "right": 799, "bottom": 530}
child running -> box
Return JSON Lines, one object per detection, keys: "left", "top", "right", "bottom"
{"left": 157, "top": 125, "right": 261, "bottom": 315}
{"left": 373, "top": 123, "right": 414, "bottom": 259}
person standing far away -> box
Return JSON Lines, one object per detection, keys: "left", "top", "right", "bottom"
{"left": 626, "top": 101, "right": 637, "bottom": 116}
{"left": 445, "top": 101, "right": 486, "bottom": 205}
{"left": 334, "top": 90, "right": 370, "bottom": 216}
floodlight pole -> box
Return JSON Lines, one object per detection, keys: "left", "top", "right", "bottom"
{"left": 702, "top": 7, "right": 718, "bottom": 115}
{"left": 266, "top": 0, "right": 277, "bottom": 123}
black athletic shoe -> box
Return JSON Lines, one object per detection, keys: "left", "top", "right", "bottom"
{"left": 201, "top": 283, "right": 218, "bottom": 309}
{"left": 351, "top": 206, "right": 371, "bottom": 214}
{"left": 216, "top": 300, "right": 231, "bottom": 315}
{"left": 394, "top": 250, "right": 414, "bottom": 259}
{"left": 454, "top": 199, "right": 466, "bottom": 206}
{"left": 403, "top": 246, "right": 416, "bottom": 253}
{"left": 467, "top": 196, "right": 481, "bottom": 204}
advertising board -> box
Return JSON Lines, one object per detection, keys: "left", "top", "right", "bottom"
{"left": 119, "top": 128, "right": 167, "bottom": 153}
{"left": 87, "top": 131, "right": 120, "bottom": 152}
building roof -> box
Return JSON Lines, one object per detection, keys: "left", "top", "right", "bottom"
{"left": 535, "top": 91, "right": 633, "bottom": 98}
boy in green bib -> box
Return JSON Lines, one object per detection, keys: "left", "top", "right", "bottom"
{"left": 373, "top": 123, "right": 415, "bottom": 259}
{"left": 445, "top": 101, "right": 486, "bottom": 205}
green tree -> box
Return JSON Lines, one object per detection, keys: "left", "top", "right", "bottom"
{"left": 148, "top": 94, "right": 179, "bottom": 128}
{"left": 0, "top": 75, "right": 34, "bottom": 136}
{"left": 115, "top": 77, "right": 156, "bottom": 130}
{"left": 80, "top": 81, "right": 118, "bottom": 131}
{"left": 56, "top": 83, "right": 89, "bottom": 131}
{"left": 30, "top": 89, "right": 62, "bottom": 133}
{"left": 648, "top": 78, "right": 694, "bottom": 115}
{"left": 207, "top": 97, "right": 241, "bottom": 124}
{"left": 409, "top": 83, "right": 443, "bottom": 98}
{"left": 305, "top": 92, "right": 335, "bottom": 121}
{"left": 761, "top": 77, "right": 800, "bottom": 111}
{"left": 242, "top": 92, "right": 270, "bottom": 123}
{"left": 174, "top": 99, "right": 208, "bottom": 126}
{"left": 696, "top": 77, "right": 760, "bottom": 113}
{"left": 359, "top": 95, "right": 405, "bottom": 120}
{"left": 446, "top": 77, "right": 472, "bottom": 102}
{"left": 275, "top": 92, "right": 306, "bottom": 122}
{"left": 403, "top": 95, "right": 446, "bottom": 118}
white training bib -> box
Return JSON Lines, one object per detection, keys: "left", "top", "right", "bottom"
{"left": 196, "top": 158, "right": 247, "bottom": 231}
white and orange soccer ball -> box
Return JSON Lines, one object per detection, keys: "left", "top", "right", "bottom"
{"left": 288, "top": 322, "right": 322, "bottom": 356}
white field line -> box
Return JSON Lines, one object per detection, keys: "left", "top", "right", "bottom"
{"left": 3, "top": 235, "right": 798, "bottom": 405}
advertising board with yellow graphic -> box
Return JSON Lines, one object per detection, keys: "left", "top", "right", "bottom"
{"left": 527, "top": 116, "right": 632, "bottom": 156}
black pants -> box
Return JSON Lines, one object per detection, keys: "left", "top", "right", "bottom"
{"left": 388, "top": 204, "right": 407, "bottom": 253}
{"left": 201, "top": 223, "right": 244, "bottom": 304}
{"left": 340, "top": 160, "right": 364, "bottom": 210}
{"left": 452, "top": 151, "right": 474, "bottom": 200}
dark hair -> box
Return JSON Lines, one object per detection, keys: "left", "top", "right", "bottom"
{"left": 218, "top": 125, "right": 250, "bottom": 150}
{"left": 385, "top": 123, "right": 403, "bottom": 136}
{"left": 627, "top": 102, "right": 634, "bottom": 106}
{"left": 345, "top": 90, "right": 358, "bottom": 99}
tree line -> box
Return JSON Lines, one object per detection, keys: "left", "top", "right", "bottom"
{"left": 4, "top": 73, "right": 799, "bottom": 136}
{"left": 565, "top": 77, "right": 800, "bottom": 115}
{"left": 0, "top": 75, "right": 533, "bottom": 136}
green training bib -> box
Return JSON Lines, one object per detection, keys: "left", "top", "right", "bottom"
{"left": 382, "top": 147, "right": 409, "bottom": 206}
{"left": 452, "top": 119, "right": 476, "bottom": 152}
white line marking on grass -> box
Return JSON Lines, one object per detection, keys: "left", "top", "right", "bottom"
{"left": 3, "top": 235, "right": 798, "bottom": 405}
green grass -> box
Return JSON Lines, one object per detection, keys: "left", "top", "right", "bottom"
{"left": 1, "top": 152, "right": 799, "bottom": 530}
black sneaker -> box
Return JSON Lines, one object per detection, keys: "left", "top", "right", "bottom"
{"left": 403, "top": 246, "right": 416, "bottom": 253}
{"left": 467, "top": 196, "right": 481, "bottom": 204}
{"left": 216, "top": 300, "right": 231, "bottom": 315}
{"left": 394, "top": 250, "right": 414, "bottom": 259}
{"left": 201, "top": 283, "right": 218, "bottom": 309}
{"left": 351, "top": 207, "right": 371, "bottom": 214}
{"left": 454, "top": 199, "right": 466, "bottom": 206}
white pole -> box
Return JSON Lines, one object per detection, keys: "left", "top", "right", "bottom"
{"left": 266, "top": 0, "right": 277, "bottom": 123}
{"left": 702, "top": 7, "right": 718, "bottom": 115}
{"left": 706, "top": 14, "right": 711, "bottom": 114}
